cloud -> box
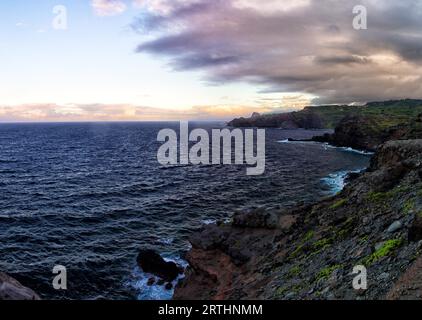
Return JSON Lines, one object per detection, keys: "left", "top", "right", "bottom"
{"left": 91, "top": 0, "right": 127, "bottom": 16}
{"left": 132, "top": 0, "right": 422, "bottom": 105}
{"left": 0, "top": 103, "right": 273, "bottom": 122}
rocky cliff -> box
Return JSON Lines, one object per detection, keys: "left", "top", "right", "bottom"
{"left": 228, "top": 110, "right": 324, "bottom": 129}
{"left": 312, "top": 113, "right": 422, "bottom": 152}
{"left": 0, "top": 272, "right": 40, "bottom": 300}
{"left": 175, "top": 135, "right": 422, "bottom": 300}
{"left": 228, "top": 99, "right": 422, "bottom": 130}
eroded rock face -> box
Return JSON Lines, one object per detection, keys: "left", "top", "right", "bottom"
{"left": 313, "top": 115, "right": 389, "bottom": 151}
{"left": 228, "top": 111, "right": 324, "bottom": 129}
{"left": 232, "top": 209, "right": 279, "bottom": 229}
{"left": 0, "top": 272, "right": 40, "bottom": 300}
{"left": 370, "top": 139, "right": 422, "bottom": 170}
{"left": 175, "top": 139, "right": 422, "bottom": 300}
{"left": 409, "top": 217, "right": 422, "bottom": 242}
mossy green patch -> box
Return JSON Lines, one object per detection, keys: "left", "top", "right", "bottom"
{"left": 316, "top": 264, "right": 343, "bottom": 281}
{"left": 274, "top": 287, "right": 288, "bottom": 298}
{"left": 289, "top": 244, "right": 305, "bottom": 259}
{"left": 403, "top": 199, "right": 415, "bottom": 215}
{"left": 288, "top": 231, "right": 314, "bottom": 259}
{"left": 330, "top": 199, "right": 347, "bottom": 210}
{"left": 304, "top": 230, "right": 315, "bottom": 242}
{"left": 366, "top": 191, "right": 390, "bottom": 202}
{"left": 362, "top": 239, "right": 403, "bottom": 265}
{"left": 359, "top": 235, "right": 369, "bottom": 244}
{"left": 312, "top": 238, "right": 333, "bottom": 251}
{"left": 288, "top": 266, "right": 301, "bottom": 277}
{"left": 367, "top": 186, "right": 410, "bottom": 204}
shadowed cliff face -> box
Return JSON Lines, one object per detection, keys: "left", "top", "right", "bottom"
{"left": 228, "top": 111, "right": 325, "bottom": 129}
{"left": 0, "top": 272, "right": 40, "bottom": 300}
{"left": 312, "top": 113, "right": 422, "bottom": 152}
{"left": 312, "top": 115, "right": 389, "bottom": 151}
{"left": 175, "top": 133, "right": 422, "bottom": 300}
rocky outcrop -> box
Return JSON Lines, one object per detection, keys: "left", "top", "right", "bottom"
{"left": 175, "top": 138, "right": 422, "bottom": 300}
{"left": 310, "top": 113, "right": 422, "bottom": 152}
{"left": 137, "top": 250, "right": 184, "bottom": 283}
{"left": 0, "top": 272, "right": 40, "bottom": 300}
{"left": 228, "top": 110, "right": 324, "bottom": 129}
{"left": 229, "top": 100, "right": 422, "bottom": 132}
{"left": 387, "top": 256, "right": 422, "bottom": 300}
{"left": 312, "top": 115, "right": 389, "bottom": 151}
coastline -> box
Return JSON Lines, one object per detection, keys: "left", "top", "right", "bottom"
{"left": 174, "top": 113, "right": 422, "bottom": 300}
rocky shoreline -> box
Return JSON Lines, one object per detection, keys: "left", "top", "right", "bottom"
{"left": 0, "top": 272, "right": 40, "bottom": 300}
{"left": 174, "top": 114, "right": 422, "bottom": 300}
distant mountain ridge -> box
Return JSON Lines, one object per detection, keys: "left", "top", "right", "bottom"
{"left": 228, "top": 99, "right": 422, "bottom": 130}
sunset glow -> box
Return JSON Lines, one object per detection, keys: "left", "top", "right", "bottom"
{"left": 2, "top": 0, "right": 422, "bottom": 121}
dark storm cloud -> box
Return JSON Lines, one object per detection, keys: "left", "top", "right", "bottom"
{"left": 134, "top": 0, "right": 422, "bottom": 104}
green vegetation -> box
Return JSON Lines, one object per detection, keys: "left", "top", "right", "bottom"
{"left": 304, "top": 231, "right": 314, "bottom": 242}
{"left": 312, "top": 238, "right": 333, "bottom": 252}
{"left": 290, "top": 244, "right": 305, "bottom": 259}
{"left": 288, "top": 266, "right": 301, "bottom": 277}
{"left": 367, "top": 186, "right": 410, "bottom": 203}
{"left": 403, "top": 199, "right": 415, "bottom": 215}
{"left": 366, "top": 191, "right": 391, "bottom": 202}
{"left": 330, "top": 199, "right": 347, "bottom": 210}
{"left": 304, "top": 99, "right": 422, "bottom": 129}
{"left": 333, "top": 217, "right": 355, "bottom": 240}
{"left": 362, "top": 239, "right": 403, "bottom": 266}
{"left": 289, "top": 231, "right": 314, "bottom": 259}
{"left": 274, "top": 287, "right": 288, "bottom": 298}
{"left": 316, "top": 264, "right": 343, "bottom": 281}
{"left": 359, "top": 235, "right": 369, "bottom": 244}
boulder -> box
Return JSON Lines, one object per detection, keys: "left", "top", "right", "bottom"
{"left": 387, "top": 221, "right": 403, "bottom": 233}
{"left": 0, "top": 272, "right": 40, "bottom": 300}
{"left": 137, "top": 250, "right": 183, "bottom": 282}
{"left": 232, "top": 209, "right": 278, "bottom": 229}
{"left": 409, "top": 217, "right": 422, "bottom": 242}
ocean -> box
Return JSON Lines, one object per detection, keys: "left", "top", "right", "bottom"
{"left": 0, "top": 122, "right": 371, "bottom": 300}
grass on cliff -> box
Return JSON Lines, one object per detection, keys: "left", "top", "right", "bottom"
{"left": 316, "top": 264, "right": 343, "bottom": 281}
{"left": 302, "top": 100, "right": 422, "bottom": 129}
{"left": 329, "top": 199, "right": 347, "bottom": 210}
{"left": 361, "top": 239, "right": 403, "bottom": 266}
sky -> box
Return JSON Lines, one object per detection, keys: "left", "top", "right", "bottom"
{"left": 1, "top": 0, "right": 422, "bottom": 121}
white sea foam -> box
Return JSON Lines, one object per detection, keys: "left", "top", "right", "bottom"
{"left": 128, "top": 255, "right": 188, "bottom": 301}
{"left": 201, "top": 219, "right": 217, "bottom": 225}
{"left": 321, "top": 169, "right": 364, "bottom": 195}
{"left": 322, "top": 143, "right": 374, "bottom": 155}
{"left": 278, "top": 139, "right": 374, "bottom": 155}
{"left": 158, "top": 237, "right": 174, "bottom": 245}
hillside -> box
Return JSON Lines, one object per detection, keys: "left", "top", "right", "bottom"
{"left": 228, "top": 99, "right": 422, "bottom": 130}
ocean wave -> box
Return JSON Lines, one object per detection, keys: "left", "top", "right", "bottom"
{"left": 201, "top": 219, "right": 217, "bottom": 225}
{"left": 278, "top": 139, "right": 374, "bottom": 155}
{"left": 322, "top": 143, "right": 374, "bottom": 155}
{"left": 278, "top": 139, "right": 318, "bottom": 145}
{"left": 321, "top": 169, "right": 364, "bottom": 195}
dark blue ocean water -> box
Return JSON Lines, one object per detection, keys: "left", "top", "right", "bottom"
{"left": 0, "top": 122, "right": 370, "bottom": 300}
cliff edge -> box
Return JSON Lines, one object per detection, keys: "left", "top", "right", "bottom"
{"left": 175, "top": 137, "right": 422, "bottom": 300}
